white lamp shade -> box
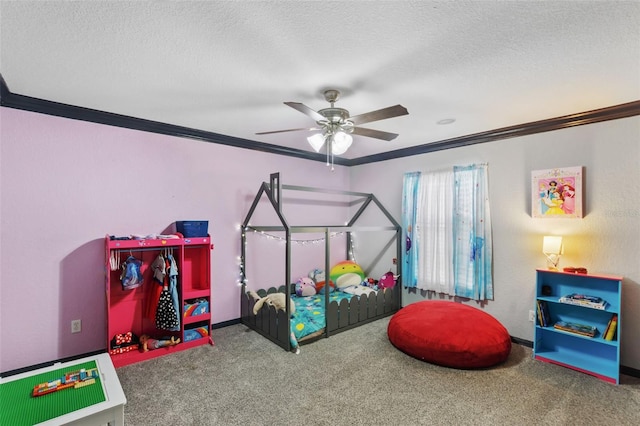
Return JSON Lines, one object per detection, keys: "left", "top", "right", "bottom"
{"left": 542, "top": 236, "right": 563, "bottom": 254}
{"left": 307, "top": 133, "right": 326, "bottom": 152}
{"left": 331, "top": 131, "right": 353, "bottom": 155}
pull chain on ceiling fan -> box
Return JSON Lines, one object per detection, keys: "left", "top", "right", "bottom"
{"left": 256, "top": 89, "right": 409, "bottom": 170}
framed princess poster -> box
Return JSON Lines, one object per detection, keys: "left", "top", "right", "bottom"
{"left": 532, "top": 166, "right": 583, "bottom": 218}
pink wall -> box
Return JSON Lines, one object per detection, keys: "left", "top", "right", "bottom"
{"left": 0, "top": 107, "right": 350, "bottom": 372}
{"left": 4, "top": 108, "right": 640, "bottom": 373}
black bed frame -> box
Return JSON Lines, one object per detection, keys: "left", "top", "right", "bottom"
{"left": 240, "top": 173, "right": 402, "bottom": 351}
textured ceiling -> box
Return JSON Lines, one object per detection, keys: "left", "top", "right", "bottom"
{"left": 1, "top": 1, "right": 639, "bottom": 159}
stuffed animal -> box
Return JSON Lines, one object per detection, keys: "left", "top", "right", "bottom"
{"left": 309, "top": 269, "right": 335, "bottom": 294}
{"left": 139, "top": 334, "right": 180, "bottom": 352}
{"left": 363, "top": 277, "right": 379, "bottom": 291}
{"left": 248, "top": 290, "right": 296, "bottom": 315}
{"left": 308, "top": 268, "right": 323, "bottom": 281}
{"left": 330, "top": 260, "right": 366, "bottom": 289}
{"left": 295, "top": 277, "right": 316, "bottom": 297}
{"left": 379, "top": 271, "right": 399, "bottom": 289}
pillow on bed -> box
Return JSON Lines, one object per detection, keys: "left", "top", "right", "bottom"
{"left": 342, "top": 285, "right": 376, "bottom": 296}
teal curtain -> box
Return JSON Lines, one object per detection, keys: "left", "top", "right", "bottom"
{"left": 452, "top": 164, "right": 493, "bottom": 300}
{"left": 402, "top": 172, "right": 421, "bottom": 288}
{"left": 401, "top": 165, "right": 493, "bottom": 300}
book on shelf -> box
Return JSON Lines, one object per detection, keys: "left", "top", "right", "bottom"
{"left": 541, "top": 301, "right": 551, "bottom": 326}
{"left": 536, "top": 300, "right": 551, "bottom": 327}
{"left": 603, "top": 314, "right": 618, "bottom": 341}
{"left": 553, "top": 321, "right": 597, "bottom": 337}
{"left": 536, "top": 300, "right": 544, "bottom": 326}
{"left": 558, "top": 293, "right": 607, "bottom": 310}
{"left": 602, "top": 315, "right": 613, "bottom": 337}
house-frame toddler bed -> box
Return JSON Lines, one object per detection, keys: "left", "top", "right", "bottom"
{"left": 240, "top": 173, "right": 402, "bottom": 352}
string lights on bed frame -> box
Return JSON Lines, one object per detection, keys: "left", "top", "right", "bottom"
{"left": 242, "top": 227, "right": 346, "bottom": 245}
{"left": 237, "top": 256, "right": 246, "bottom": 286}
{"left": 348, "top": 233, "right": 357, "bottom": 263}
{"left": 238, "top": 227, "right": 359, "bottom": 286}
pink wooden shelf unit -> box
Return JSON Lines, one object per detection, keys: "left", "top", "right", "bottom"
{"left": 105, "top": 235, "right": 214, "bottom": 367}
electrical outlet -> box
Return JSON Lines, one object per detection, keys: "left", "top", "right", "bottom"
{"left": 528, "top": 310, "right": 536, "bottom": 322}
{"left": 71, "top": 319, "right": 82, "bottom": 333}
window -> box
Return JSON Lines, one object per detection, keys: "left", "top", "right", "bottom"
{"left": 402, "top": 164, "right": 492, "bottom": 301}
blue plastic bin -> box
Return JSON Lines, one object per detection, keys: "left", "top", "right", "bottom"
{"left": 176, "top": 221, "right": 209, "bottom": 237}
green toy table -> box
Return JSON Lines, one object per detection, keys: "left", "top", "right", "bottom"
{"left": 0, "top": 353, "right": 126, "bottom": 425}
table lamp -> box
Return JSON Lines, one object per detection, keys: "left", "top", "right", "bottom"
{"left": 542, "top": 236, "right": 563, "bottom": 270}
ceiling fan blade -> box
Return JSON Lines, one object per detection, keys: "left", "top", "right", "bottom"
{"left": 351, "top": 127, "right": 399, "bottom": 141}
{"left": 348, "top": 104, "right": 408, "bottom": 125}
{"left": 284, "top": 102, "right": 326, "bottom": 122}
{"left": 255, "top": 127, "right": 321, "bottom": 136}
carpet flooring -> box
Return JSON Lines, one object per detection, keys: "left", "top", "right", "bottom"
{"left": 117, "top": 317, "right": 640, "bottom": 425}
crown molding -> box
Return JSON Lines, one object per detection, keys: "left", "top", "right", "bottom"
{"left": 2, "top": 75, "right": 638, "bottom": 167}
{"left": 0, "top": 76, "right": 348, "bottom": 166}
{"left": 349, "top": 100, "right": 640, "bottom": 165}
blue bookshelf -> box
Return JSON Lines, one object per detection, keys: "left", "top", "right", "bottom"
{"left": 533, "top": 269, "right": 622, "bottom": 384}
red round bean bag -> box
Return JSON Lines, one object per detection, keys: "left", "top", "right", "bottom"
{"left": 388, "top": 301, "right": 511, "bottom": 369}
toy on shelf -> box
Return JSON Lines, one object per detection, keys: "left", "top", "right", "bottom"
{"left": 563, "top": 266, "right": 588, "bottom": 274}
{"left": 109, "top": 331, "right": 139, "bottom": 355}
{"left": 32, "top": 368, "right": 99, "bottom": 397}
{"left": 139, "top": 334, "right": 180, "bottom": 352}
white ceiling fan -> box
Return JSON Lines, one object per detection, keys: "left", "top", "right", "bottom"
{"left": 256, "top": 89, "right": 409, "bottom": 166}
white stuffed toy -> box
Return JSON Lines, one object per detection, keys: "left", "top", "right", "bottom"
{"left": 248, "top": 290, "right": 296, "bottom": 315}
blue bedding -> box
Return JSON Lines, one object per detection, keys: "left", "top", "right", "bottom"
{"left": 290, "top": 291, "right": 356, "bottom": 345}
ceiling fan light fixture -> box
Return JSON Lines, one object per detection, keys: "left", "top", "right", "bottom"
{"left": 257, "top": 88, "right": 409, "bottom": 161}
{"left": 307, "top": 133, "right": 326, "bottom": 152}
{"left": 331, "top": 131, "right": 353, "bottom": 155}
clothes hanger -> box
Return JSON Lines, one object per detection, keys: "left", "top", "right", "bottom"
{"left": 109, "top": 250, "right": 118, "bottom": 271}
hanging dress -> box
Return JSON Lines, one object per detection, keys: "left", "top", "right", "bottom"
{"left": 155, "top": 258, "right": 180, "bottom": 331}
{"left": 167, "top": 254, "right": 181, "bottom": 331}
{"left": 145, "top": 253, "right": 165, "bottom": 320}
